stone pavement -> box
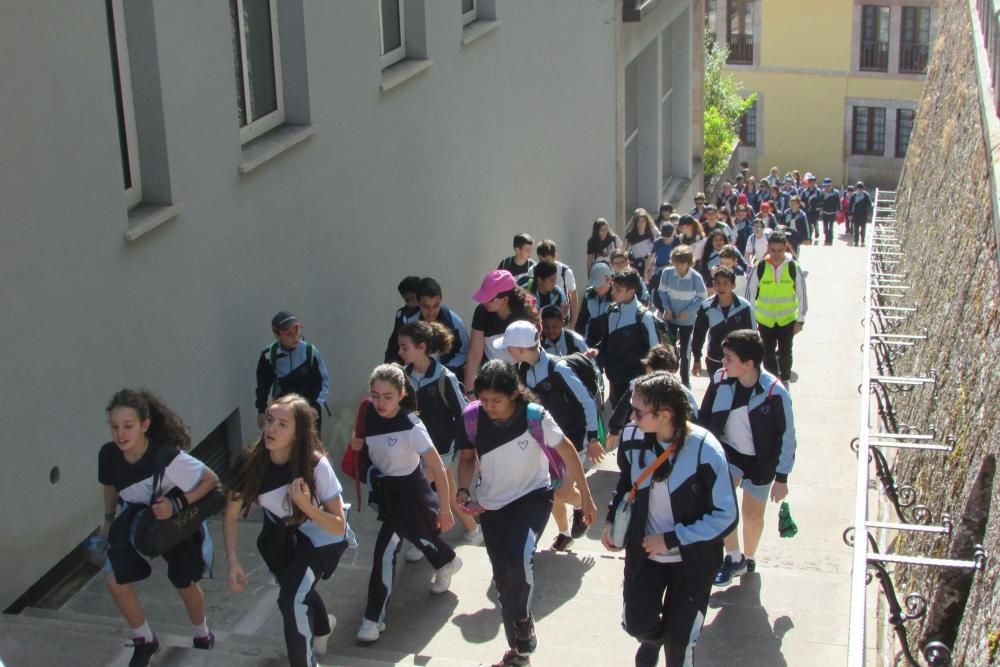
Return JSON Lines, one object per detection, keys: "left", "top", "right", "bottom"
{"left": 0, "top": 233, "right": 866, "bottom": 667}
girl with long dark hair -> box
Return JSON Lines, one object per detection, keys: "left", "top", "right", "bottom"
{"left": 586, "top": 217, "right": 623, "bottom": 273}
{"left": 602, "top": 372, "right": 737, "bottom": 667}
{"left": 224, "top": 394, "right": 350, "bottom": 667}
{"left": 99, "top": 389, "right": 219, "bottom": 667}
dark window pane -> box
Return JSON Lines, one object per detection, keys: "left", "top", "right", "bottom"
{"left": 243, "top": 0, "right": 277, "bottom": 122}
{"left": 740, "top": 99, "right": 757, "bottom": 147}
{"left": 230, "top": 0, "right": 248, "bottom": 126}
{"left": 381, "top": 0, "right": 402, "bottom": 54}
{"left": 625, "top": 138, "right": 639, "bottom": 215}
{"left": 625, "top": 58, "right": 638, "bottom": 138}
{"left": 896, "top": 109, "right": 915, "bottom": 157}
{"left": 462, "top": 0, "right": 475, "bottom": 14}
{"left": 106, "top": 0, "right": 132, "bottom": 189}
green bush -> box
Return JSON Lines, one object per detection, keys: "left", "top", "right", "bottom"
{"left": 704, "top": 31, "right": 755, "bottom": 179}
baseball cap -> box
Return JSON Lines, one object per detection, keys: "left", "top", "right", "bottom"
{"left": 760, "top": 202, "right": 771, "bottom": 211}
{"left": 856, "top": 181, "right": 865, "bottom": 188}
{"left": 271, "top": 311, "right": 301, "bottom": 332}
{"left": 588, "top": 262, "right": 613, "bottom": 288}
{"left": 821, "top": 177, "right": 832, "bottom": 186}
{"left": 472, "top": 270, "right": 516, "bottom": 304}
{"left": 492, "top": 320, "right": 539, "bottom": 351}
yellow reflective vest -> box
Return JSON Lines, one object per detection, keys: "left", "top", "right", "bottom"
{"left": 754, "top": 262, "right": 798, "bottom": 327}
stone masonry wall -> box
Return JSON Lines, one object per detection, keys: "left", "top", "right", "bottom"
{"left": 886, "top": 0, "right": 1000, "bottom": 663}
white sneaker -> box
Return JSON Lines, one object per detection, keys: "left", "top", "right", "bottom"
{"left": 313, "top": 614, "right": 336, "bottom": 654}
{"left": 404, "top": 542, "right": 425, "bottom": 563}
{"left": 463, "top": 525, "right": 484, "bottom": 545}
{"left": 356, "top": 618, "right": 385, "bottom": 643}
{"left": 430, "top": 555, "right": 463, "bottom": 594}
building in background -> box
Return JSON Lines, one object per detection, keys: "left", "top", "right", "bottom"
{"left": 0, "top": 0, "right": 703, "bottom": 610}
{"left": 707, "top": 0, "right": 937, "bottom": 188}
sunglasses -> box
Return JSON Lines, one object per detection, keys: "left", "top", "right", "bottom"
{"left": 630, "top": 404, "right": 658, "bottom": 420}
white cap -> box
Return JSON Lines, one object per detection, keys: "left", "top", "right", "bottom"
{"left": 492, "top": 320, "right": 539, "bottom": 351}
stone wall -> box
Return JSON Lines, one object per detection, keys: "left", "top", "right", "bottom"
{"left": 885, "top": 0, "right": 1000, "bottom": 663}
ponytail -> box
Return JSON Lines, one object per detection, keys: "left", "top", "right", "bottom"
{"left": 398, "top": 320, "right": 453, "bottom": 356}
{"left": 106, "top": 388, "right": 191, "bottom": 450}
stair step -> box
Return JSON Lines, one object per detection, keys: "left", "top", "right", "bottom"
{"left": 0, "top": 613, "right": 123, "bottom": 667}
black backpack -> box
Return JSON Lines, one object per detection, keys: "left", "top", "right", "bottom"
{"left": 548, "top": 353, "right": 604, "bottom": 407}
{"left": 632, "top": 306, "right": 670, "bottom": 345}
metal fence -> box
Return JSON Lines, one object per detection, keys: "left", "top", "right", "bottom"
{"left": 976, "top": 0, "right": 1000, "bottom": 116}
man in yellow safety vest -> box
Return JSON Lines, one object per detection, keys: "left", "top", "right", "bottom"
{"left": 744, "top": 231, "right": 808, "bottom": 385}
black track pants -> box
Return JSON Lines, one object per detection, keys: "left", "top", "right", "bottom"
{"left": 668, "top": 324, "right": 694, "bottom": 387}
{"left": 759, "top": 321, "right": 796, "bottom": 383}
{"left": 276, "top": 539, "right": 347, "bottom": 667}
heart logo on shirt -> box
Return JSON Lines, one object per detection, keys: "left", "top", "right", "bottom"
{"left": 388, "top": 436, "right": 398, "bottom": 447}
{"left": 517, "top": 439, "right": 530, "bottom": 451}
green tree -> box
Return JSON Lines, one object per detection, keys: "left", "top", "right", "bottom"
{"left": 704, "top": 31, "right": 755, "bottom": 178}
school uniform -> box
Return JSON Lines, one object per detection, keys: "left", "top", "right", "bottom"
{"left": 531, "top": 285, "right": 569, "bottom": 313}
{"left": 596, "top": 297, "right": 661, "bottom": 405}
{"left": 780, "top": 208, "right": 810, "bottom": 255}
{"left": 254, "top": 339, "right": 331, "bottom": 431}
{"left": 362, "top": 406, "right": 457, "bottom": 625}
{"left": 253, "top": 455, "right": 350, "bottom": 667}
{"left": 607, "top": 380, "right": 700, "bottom": 440}
{"left": 609, "top": 424, "right": 737, "bottom": 667}
{"left": 528, "top": 260, "right": 578, "bottom": 319}
{"left": 819, "top": 189, "right": 842, "bottom": 244}
{"left": 518, "top": 349, "right": 599, "bottom": 450}
{"left": 471, "top": 305, "right": 534, "bottom": 365}
{"left": 456, "top": 403, "right": 564, "bottom": 651}
{"left": 99, "top": 440, "right": 212, "bottom": 589}
{"left": 657, "top": 268, "right": 708, "bottom": 387}
{"left": 574, "top": 287, "right": 613, "bottom": 348}
{"left": 384, "top": 305, "right": 420, "bottom": 364}
{"left": 542, "top": 328, "right": 588, "bottom": 356}
{"left": 393, "top": 305, "right": 471, "bottom": 372}
{"left": 497, "top": 256, "right": 536, "bottom": 278}
{"left": 691, "top": 294, "right": 757, "bottom": 377}
{"left": 406, "top": 359, "right": 467, "bottom": 456}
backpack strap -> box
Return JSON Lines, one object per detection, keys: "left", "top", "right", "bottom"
{"left": 462, "top": 400, "right": 481, "bottom": 445}
{"left": 306, "top": 342, "right": 315, "bottom": 368}
{"left": 525, "top": 403, "right": 547, "bottom": 448}
{"left": 268, "top": 341, "right": 280, "bottom": 368}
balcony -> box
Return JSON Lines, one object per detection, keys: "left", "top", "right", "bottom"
{"left": 860, "top": 41, "right": 890, "bottom": 72}
{"left": 900, "top": 42, "right": 930, "bottom": 73}
{"left": 727, "top": 34, "right": 754, "bottom": 65}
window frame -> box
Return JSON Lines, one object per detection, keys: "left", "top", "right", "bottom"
{"left": 233, "top": 0, "right": 285, "bottom": 144}
{"left": 895, "top": 108, "right": 915, "bottom": 158}
{"left": 859, "top": 5, "right": 891, "bottom": 72}
{"left": 899, "top": 6, "right": 931, "bottom": 73}
{"left": 379, "top": 0, "right": 407, "bottom": 68}
{"left": 107, "top": 0, "right": 142, "bottom": 208}
{"left": 726, "top": 0, "right": 755, "bottom": 65}
{"left": 852, "top": 106, "right": 887, "bottom": 156}
{"left": 740, "top": 98, "right": 758, "bottom": 148}
{"left": 461, "top": 0, "right": 478, "bottom": 27}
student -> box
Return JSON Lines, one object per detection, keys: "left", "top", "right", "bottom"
{"left": 605, "top": 346, "right": 699, "bottom": 452}
{"left": 384, "top": 276, "right": 422, "bottom": 364}
{"left": 610, "top": 249, "right": 651, "bottom": 305}
{"left": 692, "top": 266, "right": 757, "bottom": 380}
{"left": 701, "top": 205, "right": 732, "bottom": 243}
{"left": 526, "top": 260, "right": 569, "bottom": 320}
{"left": 744, "top": 232, "right": 808, "bottom": 385}
{"left": 224, "top": 394, "right": 350, "bottom": 667}
{"left": 716, "top": 181, "right": 738, "bottom": 211}
{"left": 597, "top": 268, "right": 662, "bottom": 405}
{"left": 697, "top": 229, "right": 729, "bottom": 293}
{"left": 655, "top": 202, "right": 674, "bottom": 227}
{"left": 498, "top": 320, "right": 605, "bottom": 551}
{"left": 651, "top": 220, "right": 679, "bottom": 271}
{"left": 780, "top": 196, "right": 810, "bottom": 257}
{"left": 574, "top": 262, "right": 614, "bottom": 348}
{"left": 455, "top": 361, "right": 598, "bottom": 666}
{"left": 624, "top": 208, "right": 659, "bottom": 282}
{"left": 255, "top": 312, "right": 331, "bottom": 433}
{"left": 675, "top": 215, "right": 706, "bottom": 262}
{"left": 413, "top": 277, "right": 471, "bottom": 373}
{"left": 586, "top": 217, "right": 623, "bottom": 272}
{"left": 718, "top": 245, "right": 749, "bottom": 296}
{"left": 657, "top": 246, "right": 708, "bottom": 388}
{"left": 464, "top": 270, "right": 539, "bottom": 392}
{"left": 534, "top": 240, "right": 580, "bottom": 330}
{"left": 99, "top": 389, "right": 219, "bottom": 667}
{"left": 540, "top": 304, "right": 589, "bottom": 356}
{"left": 850, "top": 181, "right": 874, "bottom": 246}
{"left": 603, "top": 372, "right": 737, "bottom": 667}
{"left": 754, "top": 202, "right": 777, "bottom": 235}
{"left": 350, "top": 364, "right": 460, "bottom": 642}
{"left": 841, "top": 184, "right": 856, "bottom": 236}
{"left": 818, "top": 178, "right": 841, "bottom": 245}
{"left": 745, "top": 220, "right": 771, "bottom": 265}
{"left": 397, "top": 320, "right": 482, "bottom": 544}
{"left": 498, "top": 233, "right": 537, "bottom": 278}
{"left": 700, "top": 330, "right": 796, "bottom": 586}
{"left": 801, "top": 175, "right": 822, "bottom": 242}
{"left": 688, "top": 192, "right": 708, "bottom": 222}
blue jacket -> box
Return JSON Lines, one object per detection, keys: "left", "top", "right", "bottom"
{"left": 658, "top": 267, "right": 707, "bottom": 326}
{"left": 691, "top": 294, "right": 757, "bottom": 363}
{"left": 699, "top": 368, "right": 797, "bottom": 484}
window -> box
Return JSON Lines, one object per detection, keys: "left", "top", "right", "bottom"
{"left": 380, "top": 0, "right": 405, "bottom": 67}
{"left": 900, "top": 6, "right": 931, "bottom": 73}
{"left": 230, "top": 0, "right": 284, "bottom": 143}
{"left": 706, "top": 0, "right": 717, "bottom": 42}
{"left": 461, "top": 0, "right": 477, "bottom": 26}
{"left": 852, "top": 106, "right": 886, "bottom": 155}
{"left": 896, "top": 108, "right": 915, "bottom": 157}
{"left": 740, "top": 98, "right": 758, "bottom": 147}
{"left": 860, "top": 6, "right": 890, "bottom": 72}
{"left": 662, "top": 29, "right": 674, "bottom": 187}
{"left": 106, "top": 0, "right": 141, "bottom": 208}
{"left": 726, "top": 0, "right": 754, "bottom": 65}
{"left": 625, "top": 58, "right": 639, "bottom": 214}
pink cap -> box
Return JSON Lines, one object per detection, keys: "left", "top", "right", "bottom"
{"left": 472, "top": 270, "right": 516, "bottom": 304}
{"left": 760, "top": 202, "right": 771, "bottom": 211}
{"left": 737, "top": 193, "right": 749, "bottom": 205}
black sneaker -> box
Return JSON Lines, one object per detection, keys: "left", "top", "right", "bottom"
{"left": 492, "top": 649, "right": 531, "bottom": 666}
{"left": 745, "top": 558, "right": 756, "bottom": 573}
{"left": 551, "top": 534, "right": 574, "bottom": 552}
{"left": 127, "top": 637, "right": 160, "bottom": 667}
{"left": 193, "top": 631, "right": 215, "bottom": 650}
{"left": 570, "top": 509, "right": 587, "bottom": 539}
{"left": 514, "top": 617, "right": 537, "bottom": 655}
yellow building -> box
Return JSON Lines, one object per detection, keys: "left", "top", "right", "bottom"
{"left": 707, "top": 0, "right": 937, "bottom": 188}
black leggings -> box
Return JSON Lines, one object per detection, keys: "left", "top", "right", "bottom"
{"left": 276, "top": 539, "right": 347, "bottom": 667}
{"left": 623, "top": 560, "right": 714, "bottom": 667}
{"left": 853, "top": 220, "right": 868, "bottom": 245}
{"left": 668, "top": 324, "right": 694, "bottom": 387}
{"left": 759, "top": 322, "right": 796, "bottom": 383}
{"left": 480, "top": 488, "right": 553, "bottom": 650}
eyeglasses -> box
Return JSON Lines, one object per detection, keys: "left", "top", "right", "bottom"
{"left": 630, "top": 404, "right": 657, "bottom": 420}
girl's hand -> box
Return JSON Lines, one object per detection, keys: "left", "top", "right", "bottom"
{"left": 437, "top": 508, "right": 455, "bottom": 533}
{"left": 228, "top": 560, "right": 248, "bottom": 593}
{"left": 586, "top": 439, "right": 606, "bottom": 464}
{"left": 99, "top": 519, "right": 112, "bottom": 540}
{"left": 289, "top": 478, "right": 313, "bottom": 510}
{"left": 151, "top": 497, "right": 174, "bottom": 519}
{"left": 642, "top": 533, "right": 667, "bottom": 555}
{"left": 601, "top": 524, "right": 623, "bottom": 552}
{"left": 349, "top": 437, "right": 365, "bottom": 452}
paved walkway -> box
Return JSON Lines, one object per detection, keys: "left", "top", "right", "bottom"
{"left": 0, "top": 235, "right": 866, "bottom": 667}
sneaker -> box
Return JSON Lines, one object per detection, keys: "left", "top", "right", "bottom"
{"left": 745, "top": 558, "right": 756, "bottom": 573}
{"left": 551, "top": 534, "right": 574, "bottom": 552}
{"left": 514, "top": 617, "right": 537, "bottom": 655}
{"left": 430, "top": 555, "right": 463, "bottom": 594}
{"left": 713, "top": 554, "right": 749, "bottom": 586}
{"left": 404, "top": 542, "right": 425, "bottom": 563}
{"left": 463, "top": 524, "right": 484, "bottom": 545}
{"left": 193, "top": 631, "right": 215, "bottom": 650}
{"left": 313, "top": 614, "right": 336, "bottom": 655}
{"left": 570, "top": 509, "right": 587, "bottom": 539}
{"left": 127, "top": 636, "right": 160, "bottom": 667}
{"left": 492, "top": 649, "right": 531, "bottom": 666}
{"left": 356, "top": 618, "right": 385, "bottom": 643}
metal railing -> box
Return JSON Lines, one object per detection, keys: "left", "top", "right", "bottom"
{"left": 860, "top": 41, "right": 889, "bottom": 71}
{"left": 900, "top": 43, "right": 930, "bottom": 73}
{"left": 726, "top": 33, "right": 754, "bottom": 64}
{"left": 970, "top": 0, "right": 1000, "bottom": 289}
{"left": 846, "top": 190, "right": 989, "bottom": 666}
{"left": 976, "top": 0, "right": 1000, "bottom": 116}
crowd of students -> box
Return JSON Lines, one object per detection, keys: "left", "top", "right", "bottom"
{"left": 96, "top": 165, "right": 845, "bottom": 667}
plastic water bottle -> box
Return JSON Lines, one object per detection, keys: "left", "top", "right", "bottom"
{"left": 85, "top": 536, "right": 108, "bottom": 567}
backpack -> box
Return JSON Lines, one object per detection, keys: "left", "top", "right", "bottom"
{"left": 633, "top": 306, "right": 670, "bottom": 345}
{"left": 547, "top": 353, "right": 603, "bottom": 407}
{"left": 755, "top": 258, "right": 798, "bottom": 284}
{"left": 462, "top": 400, "right": 564, "bottom": 488}
{"left": 268, "top": 341, "right": 315, "bottom": 370}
